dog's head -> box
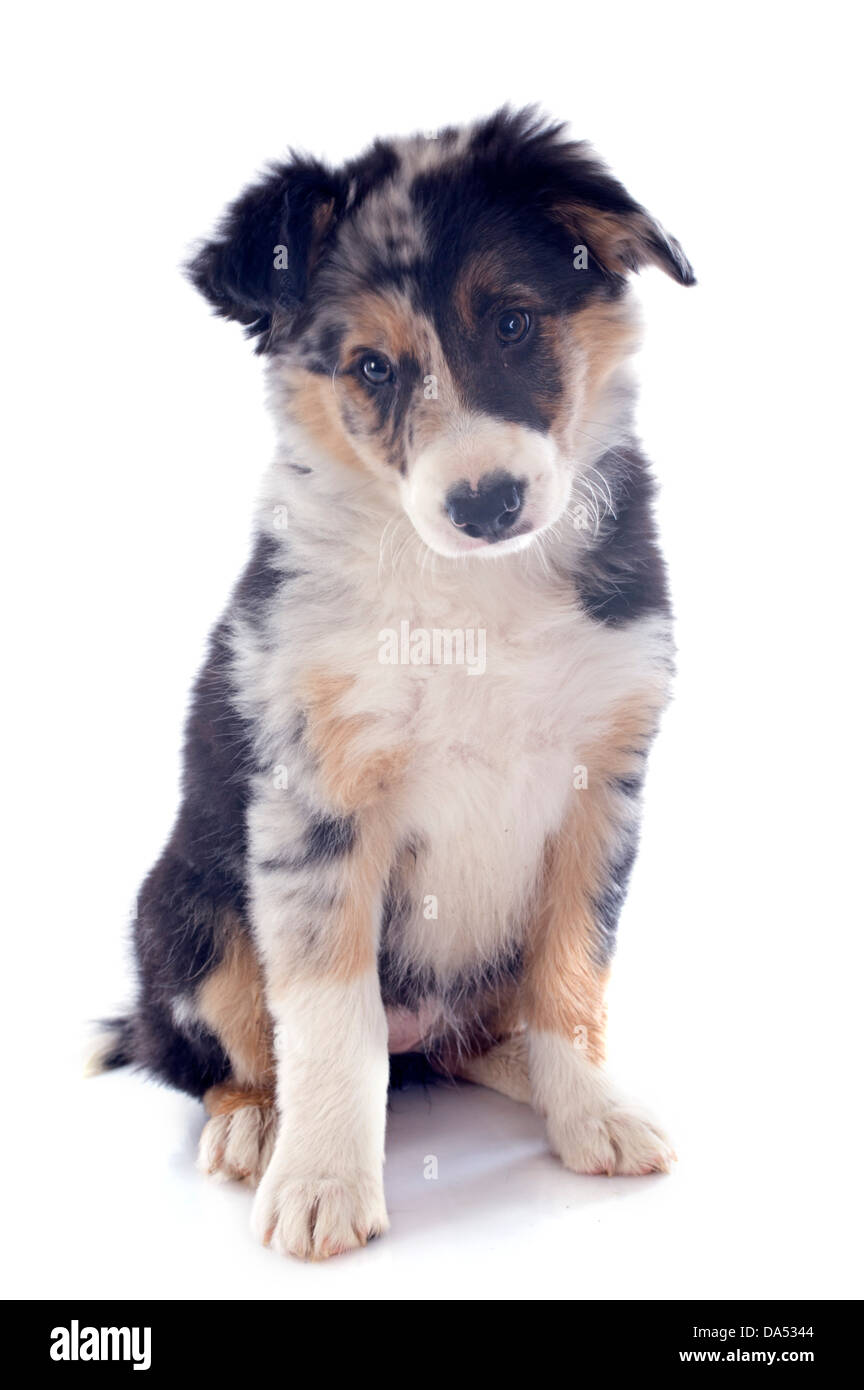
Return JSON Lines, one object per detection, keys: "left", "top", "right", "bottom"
{"left": 189, "top": 109, "right": 693, "bottom": 558}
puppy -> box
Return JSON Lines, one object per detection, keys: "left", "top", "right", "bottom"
{"left": 99, "top": 109, "right": 694, "bottom": 1259}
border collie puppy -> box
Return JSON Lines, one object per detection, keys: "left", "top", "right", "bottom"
{"left": 99, "top": 109, "right": 694, "bottom": 1259}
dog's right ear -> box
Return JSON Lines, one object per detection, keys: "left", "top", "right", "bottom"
{"left": 186, "top": 156, "right": 344, "bottom": 350}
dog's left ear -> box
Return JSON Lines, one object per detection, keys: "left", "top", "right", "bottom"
{"left": 545, "top": 146, "right": 695, "bottom": 286}
{"left": 186, "top": 156, "right": 345, "bottom": 349}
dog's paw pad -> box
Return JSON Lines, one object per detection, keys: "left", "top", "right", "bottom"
{"left": 252, "top": 1172, "right": 389, "bottom": 1260}
{"left": 197, "top": 1104, "right": 275, "bottom": 1186}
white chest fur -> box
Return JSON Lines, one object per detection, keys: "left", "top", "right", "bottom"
{"left": 375, "top": 574, "right": 667, "bottom": 977}
{"left": 244, "top": 517, "right": 670, "bottom": 985}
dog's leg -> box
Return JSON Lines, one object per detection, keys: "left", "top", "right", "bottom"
{"left": 524, "top": 695, "right": 675, "bottom": 1176}
{"left": 248, "top": 677, "right": 406, "bottom": 1258}
{"left": 455, "top": 1034, "right": 533, "bottom": 1104}
{"left": 249, "top": 811, "right": 394, "bottom": 1258}
{"left": 193, "top": 928, "right": 275, "bottom": 1184}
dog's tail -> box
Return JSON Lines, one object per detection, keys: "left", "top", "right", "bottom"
{"left": 84, "top": 1015, "right": 136, "bottom": 1078}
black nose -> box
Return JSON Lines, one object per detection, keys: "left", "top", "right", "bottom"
{"left": 446, "top": 473, "right": 525, "bottom": 542}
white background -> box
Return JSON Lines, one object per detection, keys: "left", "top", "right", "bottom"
{"left": 3, "top": 0, "right": 862, "bottom": 1300}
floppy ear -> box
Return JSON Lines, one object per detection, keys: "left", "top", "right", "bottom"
{"left": 547, "top": 146, "right": 695, "bottom": 286}
{"left": 186, "top": 156, "right": 344, "bottom": 349}
{"left": 473, "top": 109, "right": 694, "bottom": 286}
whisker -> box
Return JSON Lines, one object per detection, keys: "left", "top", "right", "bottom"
{"left": 582, "top": 462, "right": 617, "bottom": 517}
{"left": 571, "top": 423, "right": 633, "bottom": 483}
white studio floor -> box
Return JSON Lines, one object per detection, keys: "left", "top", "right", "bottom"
{"left": 6, "top": 1037, "right": 853, "bottom": 1302}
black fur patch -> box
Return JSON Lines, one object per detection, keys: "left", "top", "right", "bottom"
{"left": 574, "top": 445, "right": 671, "bottom": 627}
{"left": 256, "top": 814, "right": 357, "bottom": 873}
{"left": 388, "top": 1053, "right": 447, "bottom": 1090}
{"left": 186, "top": 159, "right": 347, "bottom": 348}
{"left": 378, "top": 934, "right": 523, "bottom": 1017}
{"left": 124, "top": 537, "right": 287, "bottom": 1097}
{"left": 592, "top": 828, "right": 641, "bottom": 966}
{"left": 96, "top": 1016, "right": 136, "bottom": 1071}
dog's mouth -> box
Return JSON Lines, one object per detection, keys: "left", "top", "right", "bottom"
{"left": 434, "top": 519, "right": 540, "bottom": 558}
{"left": 405, "top": 501, "right": 545, "bottom": 559}
{"left": 403, "top": 458, "right": 571, "bottom": 559}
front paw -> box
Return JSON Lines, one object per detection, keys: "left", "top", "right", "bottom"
{"left": 252, "top": 1161, "right": 389, "bottom": 1260}
{"left": 550, "top": 1104, "right": 675, "bottom": 1176}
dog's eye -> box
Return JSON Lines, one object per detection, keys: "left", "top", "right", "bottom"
{"left": 496, "top": 309, "right": 531, "bottom": 344}
{"left": 360, "top": 353, "right": 394, "bottom": 385}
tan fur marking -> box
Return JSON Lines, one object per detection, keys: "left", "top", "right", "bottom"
{"left": 452, "top": 249, "right": 538, "bottom": 327}
{"left": 300, "top": 670, "right": 409, "bottom": 814}
{"left": 550, "top": 204, "right": 658, "bottom": 278}
{"left": 343, "top": 289, "right": 423, "bottom": 363}
{"left": 526, "top": 828, "right": 611, "bottom": 1060}
{"left": 204, "top": 1082, "right": 275, "bottom": 1117}
{"left": 288, "top": 371, "right": 368, "bottom": 472}
{"left": 197, "top": 929, "right": 273, "bottom": 1088}
{"left": 524, "top": 695, "right": 662, "bottom": 1060}
{"left": 325, "top": 820, "right": 392, "bottom": 980}
{"left": 566, "top": 298, "right": 639, "bottom": 427}
{"left": 268, "top": 671, "right": 410, "bottom": 984}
